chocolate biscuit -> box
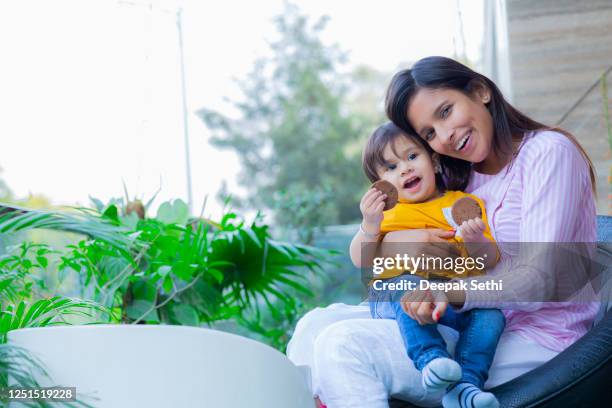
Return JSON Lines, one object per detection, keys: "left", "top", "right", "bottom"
{"left": 451, "top": 196, "right": 482, "bottom": 225}
{"left": 371, "top": 180, "right": 398, "bottom": 211}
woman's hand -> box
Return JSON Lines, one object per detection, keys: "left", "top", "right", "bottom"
{"left": 400, "top": 289, "right": 448, "bottom": 325}
{"left": 381, "top": 228, "right": 459, "bottom": 259}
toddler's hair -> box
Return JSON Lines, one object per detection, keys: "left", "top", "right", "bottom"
{"left": 362, "top": 122, "right": 446, "bottom": 191}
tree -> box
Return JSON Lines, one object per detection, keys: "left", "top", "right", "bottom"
{"left": 198, "top": 3, "right": 375, "bottom": 240}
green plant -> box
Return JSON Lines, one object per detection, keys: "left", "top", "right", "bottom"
{"left": 0, "top": 243, "right": 52, "bottom": 303}
{"left": 78, "top": 199, "right": 331, "bottom": 333}
{"left": 0, "top": 207, "right": 122, "bottom": 407}
{"left": 0, "top": 195, "right": 334, "bottom": 405}
{"left": 0, "top": 207, "right": 132, "bottom": 252}
{"left": 0, "top": 247, "right": 103, "bottom": 408}
{"left": 0, "top": 297, "right": 103, "bottom": 344}
{"left": 3, "top": 198, "right": 335, "bottom": 348}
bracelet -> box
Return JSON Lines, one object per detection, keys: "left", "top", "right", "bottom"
{"left": 359, "top": 223, "right": 380, "bottom": 239}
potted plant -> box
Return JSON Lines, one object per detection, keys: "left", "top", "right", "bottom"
{"left": 0, "top": 199, "right": 330, "bottom": 407}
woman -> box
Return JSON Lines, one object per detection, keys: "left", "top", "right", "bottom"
{"left": 287, "top": 56, "right": 598, "bottom": 408}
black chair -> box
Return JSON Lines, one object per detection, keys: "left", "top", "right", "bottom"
{"left": 390, "top": 215, "right": 612, "bottom": 408}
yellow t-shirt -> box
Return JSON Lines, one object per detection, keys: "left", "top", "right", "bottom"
{"left": 376, "top": 190, "right": 496, "bottom": 280}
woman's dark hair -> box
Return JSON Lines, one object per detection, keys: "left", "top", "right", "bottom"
{"left": 362, "top": 122, "right": 446, "bottom": 192}
{"left": 385, "top": 56, "right": 596, "bottom": 192}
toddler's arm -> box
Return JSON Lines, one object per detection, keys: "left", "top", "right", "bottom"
{"left": 349, "top": 188, "right": 386, "bottom": 267}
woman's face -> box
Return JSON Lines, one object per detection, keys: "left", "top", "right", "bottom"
{"left": 406, "top": 87, "right": 494, "bottom": 165}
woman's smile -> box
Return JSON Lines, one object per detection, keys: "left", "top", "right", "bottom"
{"left": 454, "top": 129, "right": 472, "bottom": 153}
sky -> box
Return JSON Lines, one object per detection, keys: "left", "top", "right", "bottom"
{"left": 0, "top": 0, "right": 484, "bottom": 219}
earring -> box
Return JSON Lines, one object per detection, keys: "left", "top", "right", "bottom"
{"left": 434, "top": 164, "right": 442, "bottom": 173}
{"left": 483, "top": 96, "right": 490, "bottom": 103}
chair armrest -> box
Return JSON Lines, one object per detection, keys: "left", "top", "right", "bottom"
{"left": 491, "top": 309, "right": 612, "bottom": 407}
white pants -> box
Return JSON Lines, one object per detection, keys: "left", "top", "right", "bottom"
{"left": 287, "top": 303, "right": 559, "bottom": 408}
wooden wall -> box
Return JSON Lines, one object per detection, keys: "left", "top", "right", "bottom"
{"left": 506, "top": 0, "right": 612, "bottom": 213}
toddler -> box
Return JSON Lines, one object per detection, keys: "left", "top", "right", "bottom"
{"left": 349, "top": 122, "right": 504, "bottom": 408}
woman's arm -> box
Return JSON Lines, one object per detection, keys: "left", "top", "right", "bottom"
{"left": 404, "top": 136, "right": 596, "bottom": 323}
{"left": 351, "top": 228, "right": 458, "bottom": 268}
{"left": 380, "top": 228, "right": 458, "bottom": 259}
{"left": 458, "top": 136, "right": 596, "bottom": 311}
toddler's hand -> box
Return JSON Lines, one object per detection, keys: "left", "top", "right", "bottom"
{"left": 459, "top": 217, "right": 488, "bottom": 243}
{"left": 359, "top": 188, "right": 386, "bottom": 235}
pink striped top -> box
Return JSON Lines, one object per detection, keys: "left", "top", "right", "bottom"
{"left": 460, "top": 130, "right": 598, "bottom": 352}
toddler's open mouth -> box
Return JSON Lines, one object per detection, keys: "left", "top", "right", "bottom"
{"left": 403, "top": 177, "right": 421, "bottom": 191}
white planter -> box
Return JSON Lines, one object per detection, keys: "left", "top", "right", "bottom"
{"left": 8, "top": 325, "right": 314, "bottom": 408}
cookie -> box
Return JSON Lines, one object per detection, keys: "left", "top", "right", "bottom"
{"left": 451, "top": 196, "right": 482, "bottom": 225}
{"left": 371, "top": 180, "right": 398, "bottom": 211}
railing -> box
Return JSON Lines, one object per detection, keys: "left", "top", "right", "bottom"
{"left": 557, "top": 66, "right": 612, "bottom": 215}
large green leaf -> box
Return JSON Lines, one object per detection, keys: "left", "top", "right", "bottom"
{"left": 0, "top": 207, "right": 133, "bottom": 254}
{"left": 156, "top": 200, "right": 189, "bottom": 225}
{"left": 125, "top": 299, "right": 159, "bottom": 323}
{"left": 0, "top": 297, "right": 107, "bottom": 343}
{"left": 169, "top": 303, "right": 199, "bottom": 326}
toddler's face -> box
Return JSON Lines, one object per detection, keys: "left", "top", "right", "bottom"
{"left": 376, "top": 137, "right": 439, "bottom": 204}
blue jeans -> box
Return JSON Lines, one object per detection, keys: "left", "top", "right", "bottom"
{"left": 369, "top": 275, "right": 505, "bottom": 388}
